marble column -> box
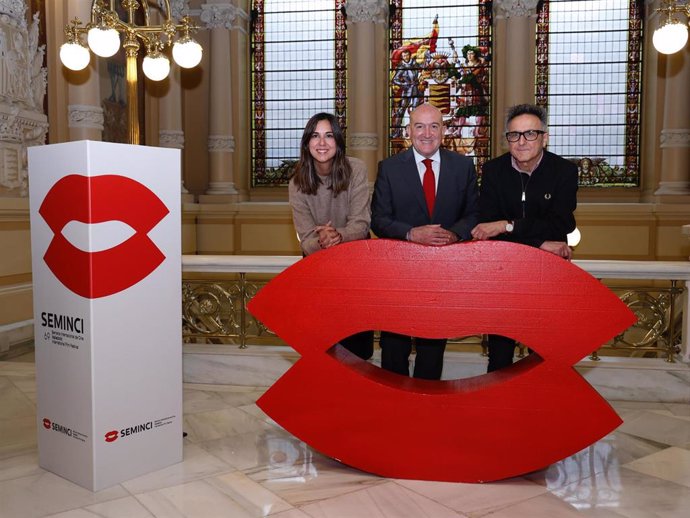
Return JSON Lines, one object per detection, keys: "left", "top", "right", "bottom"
{"left": 655, "top": 43, "right": 690, "bottom": 197}
{"left": 493, "top": 0, "right": 539, "bottom": 144}
{"left": 158, "top": 67, "right": 190, "bottom": 196}
{"left": 344, "top": 0, "right": 388, "bottom": 184}
{"left": 199, "top": 2, "right": 239, "bottom": 202}
{"left": 66, "top": 0, "right": 103, "bottom": 141}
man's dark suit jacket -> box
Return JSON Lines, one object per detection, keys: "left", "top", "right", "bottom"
{"left": 371, "top": 148, "right": 479, "bottom": 241}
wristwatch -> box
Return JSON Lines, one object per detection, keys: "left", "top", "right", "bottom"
{"left": 505, "top": 221, "right": 514, "bottom": 233}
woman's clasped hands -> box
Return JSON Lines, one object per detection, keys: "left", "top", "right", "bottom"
{"left": 315, "top": 220, "right": 343, "bottom": 249}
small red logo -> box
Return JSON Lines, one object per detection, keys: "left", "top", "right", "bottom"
{"left": 42, "top": 418, "right": 51, "bottom": 429}
{"left": 104, "top": 430, "right": 119, "bottom": 442}
{"left": 39, "top": 174, "right": 169, "bottom": 299}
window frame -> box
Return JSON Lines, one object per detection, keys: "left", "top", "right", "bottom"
{"left": 249, "top": 0, "right": 347, "bottom": 187}
{"left": 535, "top": 0, "right": 643, "bottom": 188}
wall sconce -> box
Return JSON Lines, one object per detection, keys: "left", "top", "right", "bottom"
{"left": 59, "top": 0, "right": 203, "bottom": 144}
{"left": 653, "top": 0, "right": 690, "bottom": 54}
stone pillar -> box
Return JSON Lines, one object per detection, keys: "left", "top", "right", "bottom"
{"left": 345, "top": 0, "right": 388, "bottom": 183}
{"left": 344, "top": 0, "right": 388, "bottom": 184}
{"left": 655, "top": 43, "right": 690, "bottom": 198}
{"left": 66, "top": 0, "right": 103, "bottom": 142}
{"left": 199, "top": 2, "right": 239, "bottom": 203}
{"left": 229, "top": 8, "right": 251, "bottom": 200}
{"left": 158, "top": 67, "right": 189, "bottom": 196}
{"left": 493, "top": 0, "right": 539, "bottom": 146}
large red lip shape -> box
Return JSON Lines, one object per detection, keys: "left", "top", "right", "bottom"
{"left": 39, "top": 175, "right": 169, "bottom": 299}
{"left": 248, "top": 240, "right": 636, "bottom": 483}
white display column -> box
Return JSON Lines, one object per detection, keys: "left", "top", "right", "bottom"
{"left": 199, "top": 2, "right": 239, "bottom": 202}
{"left": 28, "top": 141, "right": 182, "bottom": 491}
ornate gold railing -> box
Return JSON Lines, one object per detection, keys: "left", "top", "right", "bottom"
{"left": 182, "top": 276, "right": 275, "bottom": 347}
{"left": 182, "top": 256, "right": 690, "bottom": 363}
{"left": 588, "top": 283, "right": 683, "bottom": 361}
{"left": 183, "top": 256, "right": 298, "bottom": 348}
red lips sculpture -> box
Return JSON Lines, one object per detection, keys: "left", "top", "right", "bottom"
{"left": 248, "top": 239, "right": 636, "bottom": 482}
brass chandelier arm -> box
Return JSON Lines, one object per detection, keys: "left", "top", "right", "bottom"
{"left": 653, "top": 0, "right": 690, "bottom": 54}
{"left": 658, "top": 0, "right": 690, "bottom": 17}
{"left": 87, "top": 0, "right": 192, "bottom": 41}
{"left": 62, "top": 0, "right": 203, "bottom": 144}
{"left": 656, "top": 0, "right": 690, "bottom": 26}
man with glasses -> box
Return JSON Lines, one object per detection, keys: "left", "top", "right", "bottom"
{"left": 471, "top": 103, "right": 577, "bottom": 372}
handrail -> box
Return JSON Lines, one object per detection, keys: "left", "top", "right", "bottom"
{"left": 575, "top": 260, "right": 690, "bottom": 280}
{"left": 183, "top": 255, "right": 300, "bottom": 274}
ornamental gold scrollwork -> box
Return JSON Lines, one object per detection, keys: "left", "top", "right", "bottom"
{"left": 182, "top": 281, "right": 240, "bottom": 340}
{"left": 243, "top": 281, "right": 275, "bottom": 338}
{"left": 614, "top": 291, "right": 669, "bottom": 348}
{"left": 605, "top": 286, "right": 682, "bottom": 361}
{"left": 182, "top": 279, "right": 276, "bottom": 343}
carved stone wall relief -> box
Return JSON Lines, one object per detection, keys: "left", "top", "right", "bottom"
{"left": 0, "top": 1, "right": 48, "bottom": 197}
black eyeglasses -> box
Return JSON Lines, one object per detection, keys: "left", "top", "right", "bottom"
{"left": 505, "top": 130, "right": 546, "bottom": 142}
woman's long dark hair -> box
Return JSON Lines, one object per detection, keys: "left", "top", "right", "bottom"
{"left": 292, "top": 112, "right": 351, "bottom": 196}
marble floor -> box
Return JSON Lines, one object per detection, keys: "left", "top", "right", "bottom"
{"left": 1, "top": 356, "right": 690, "bottom": 518}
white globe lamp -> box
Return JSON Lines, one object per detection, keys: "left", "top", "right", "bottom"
{"left": 142, "top": 52, "right": 171, "bottom": 81}
{"left": 172, "top": 36, "right": 203, "bottom": 68}
{"left": 87, "top": 26, "right": 121, "bottom": 58}
{"left": 59, "top": 41, "right": 91, "bottom": 71}
{"left": 653, "top": 20, "right": 689, "bottom": 54}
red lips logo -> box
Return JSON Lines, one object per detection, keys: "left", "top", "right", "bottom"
{"left": 104, "top": 430, "right": 119, "bottom": 442}
{"left": 248, "top": 240, "right": 636, "bottom": 482}
{"left": 39, "top": 175, "right": 169, "bottom": 299}
{"left": 42, "top": 418, "right": 51, "bottom": 429}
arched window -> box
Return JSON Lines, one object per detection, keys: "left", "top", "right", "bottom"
{"left": 250, "top": 1, "right": 347, "bottom": 186}
{"left": 388, "top": 0, "right": 493, "bottom": 173}
{"left": 536, "top": 0, "right": 643, "bottom": 187}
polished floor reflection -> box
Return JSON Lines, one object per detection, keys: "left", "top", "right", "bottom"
{"left": 1, "top": 355, "right": 690, "bottom": 517}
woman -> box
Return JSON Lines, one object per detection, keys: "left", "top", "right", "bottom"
{"left": 288, "top": 112, "right": 373, "bottom": 360}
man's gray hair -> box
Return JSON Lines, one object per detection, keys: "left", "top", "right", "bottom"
{"left": 506, "top": 104, "right": 548, "bottom": 130}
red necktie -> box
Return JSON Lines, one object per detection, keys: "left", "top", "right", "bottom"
{"left": 422, "top": 158, "right": 435, "bottom": 217}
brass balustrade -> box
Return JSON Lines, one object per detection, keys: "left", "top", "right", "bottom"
{"left": 182, "top": 256, "right": 690, "bottom": 363}
{"left": 183, "top": 275, "right": 275, "bottom": 348}
{"left": 588, "top": 283, "right": 683, "bottom": 362}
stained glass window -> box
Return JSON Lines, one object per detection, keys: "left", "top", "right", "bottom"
{"left": 251, "top": 0, "right": 346, "bottom": 186}
{"left": 389, "top": 0, "right": 493, "bottom": 173}
{"left": 536, "top": 0, "right": 642, "bottom": 187}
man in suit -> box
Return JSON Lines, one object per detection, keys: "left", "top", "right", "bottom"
{"left": 471, "top": 103, "right": 577, "bottom": 372}
{"left": 371, "top": 103, "right": 479, "bottom": 379}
